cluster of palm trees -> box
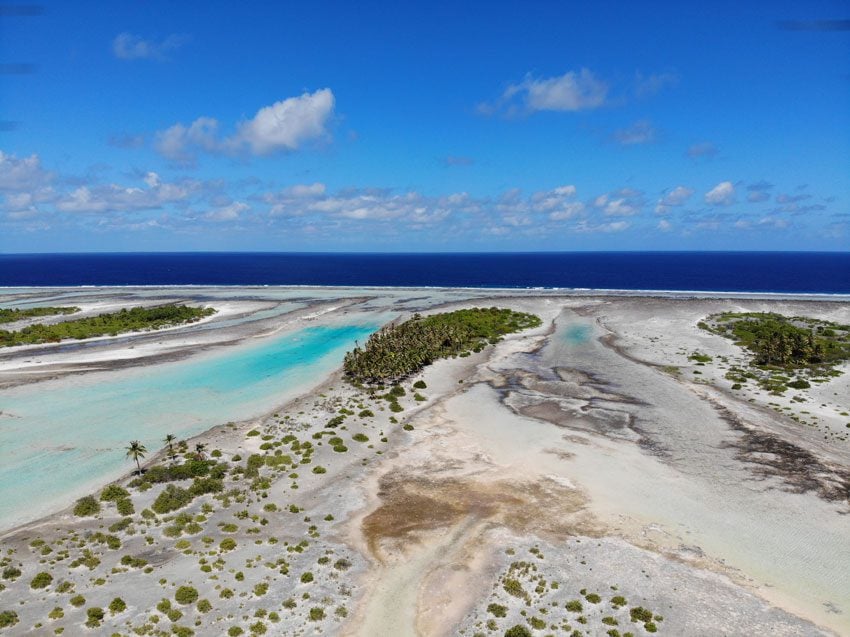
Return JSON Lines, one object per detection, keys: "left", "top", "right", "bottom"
{"left": 343, "top": 320, "right": 473, "bottom": 383}
{"left": 343, "top": 308, "right": 542, "bottom": 384}
{"left": 751, "top": 327, "right": 826, "bottom": 367}
{"left": 124, "top": 435, "right": 208, "bottom": 475}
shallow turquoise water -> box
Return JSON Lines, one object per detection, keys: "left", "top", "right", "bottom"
{"left": 562, "top": 323, "right": 592, "bottom": 344}
{"left": 0, "top": 322, "right": 376, "bottom": 528}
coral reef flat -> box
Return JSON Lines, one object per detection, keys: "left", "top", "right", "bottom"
{"left": 0, "top": 287, "right": 847, "bottom": 636}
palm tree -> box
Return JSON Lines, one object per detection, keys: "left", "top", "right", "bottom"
{"left": 126, "top": 440, "right": 148, "bottom": 475}
{"left": 163, "top": 434, "right": 178, "bottom": 464}
{"left": 194, "top": 442, "right": 207, "bottom": 460}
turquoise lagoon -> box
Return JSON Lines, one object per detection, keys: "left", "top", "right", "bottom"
{"left": 0, "top": 322, "right": 376, "bottom": 530}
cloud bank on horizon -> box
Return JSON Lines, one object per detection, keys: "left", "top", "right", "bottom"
{"left": 0, "top": 1, "right": 847, "bottom": 251}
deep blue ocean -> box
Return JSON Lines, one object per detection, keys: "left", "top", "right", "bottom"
{"left": 1, "top": 252, "right": 849, "bottom": 293}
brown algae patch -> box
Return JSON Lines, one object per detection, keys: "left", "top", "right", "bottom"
{"left": 361, "top": 472, "right": 596, "bottom": 560}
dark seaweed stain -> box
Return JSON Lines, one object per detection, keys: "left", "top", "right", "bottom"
{"left": 712, "top": 400, "right": 850, "bottom": 506}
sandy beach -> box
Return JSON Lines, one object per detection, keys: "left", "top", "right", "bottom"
{"left": 0, "top": 287, "right": 848, "bottom": 636}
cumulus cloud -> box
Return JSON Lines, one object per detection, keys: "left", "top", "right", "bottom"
{"left": 613, "top": 119, "right": 656, "bottom": 145}
{"left": 657, "top": 219, "right": 672, "bottom": 231}
{"left": 655, "top": 185, "right": 694, "bottom": 214}
{"left": 55, "top": 172, "right": 197, "bottom": 214}
{"left": 235, "top": 89, "right": 335, "bottom": 155}
{"left": 205, "top": 201, "right": 248, "bottom": 222}
{"left": 112, "top": 33, "right": 188, "bottom": 61}
{"left": 0, "top": 151, "right": 51, "bottom": 191}
{"left": 481, "top": 69, "right": 608, "bottom": 115}
{"left": 592, "top": 188, "right": 644, "bottom": 216}
{"left": 704, "top": 181, "right": 735, "bottom": 206}
{"left": 153, "top": 89, "right": 335, "bottom": 163}
{"left": 687, "top": 142, "right": 718, "bottom": 159}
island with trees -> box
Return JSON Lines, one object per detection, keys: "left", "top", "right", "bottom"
{"left": 0, "top": 304, "right": 215, "bottom": 347}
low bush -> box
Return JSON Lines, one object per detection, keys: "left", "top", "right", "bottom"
{"left": 109, "top": 597, "right": 126, "bottom": 614}
{"left": 0, "top": 611, "right": 18, "bottom": 628}
{"left": 30, "top": 571, "right": 52, "bottom": 589}
{"left": 116, "top": 498, "right": 135, "bottom": 516}
{"left": 504, "top": 626, "right": 531, "bottom": 637}
{"left": 152, "top": 485, "right": 193, "bottom": 514}
{"left": 308, "top": 607, "right": 325, "bottom": 621}
{"left": 175, "top": 586, "right": 199, "bottom": 605}
{"left": 85, "top": 607, "right": 104, "bottom": 627}
{"left": 73, "top": 495, "right": 100, "bottom": 517}
{"left": 413, "top": 380, "right": 427, "bottom": 389}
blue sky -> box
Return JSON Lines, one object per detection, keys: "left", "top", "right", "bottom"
{"left": 1, "top": 0, "right": 848, "bottom": 252}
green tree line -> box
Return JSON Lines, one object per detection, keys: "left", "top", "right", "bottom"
{"left": 0, "top": 304, "right": 215, "bottom": 347}
{"left": 0, "top": 306, "right": 80, "bottom": 324}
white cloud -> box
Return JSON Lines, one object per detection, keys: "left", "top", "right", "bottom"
{"left": 483, "top": 69, "right": 608, "bottom": 115}
{"left": 205, "top": 202, "right": 248, "bottom": 222}
{"left": 592, "top": 189, "right": 644, "bottom": 216}
{"left": 613, "top": 119, "right": 656, "bottom": 145}
{"left": 530, "top": 185, "right": 584, "bottom": 220}
{"left": 704, "top": 181, "right": 735, "bottom": 206}
{"left": 0, "top": 151, "right": 50, "bottom": 191}
{"left": 54, "top": 174, "right": 197, "bottom": 214}
{"left": 153, "top": 90, "right": 334, "bottom": 162}
{"left": 575, "top": 220, "right": 630, "bottom": 233}
{"left": 112, "top": 33, "right": 187, "bottom": 61}
{"left": 154, "top": 117, "right": 220, "bottom": 164}
{"left": 657, "top": 219, "right": 672, "bottom": 231}
{"left": 655, "top": 185, "right": 694, "bottom": 214}
{"left": 234, "top": 89, "right": 335, "bottom": 155}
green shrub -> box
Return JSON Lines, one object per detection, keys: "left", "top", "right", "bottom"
{"left": 48, "top": 607, "right": 64, "bottom": 620}
{"left": 249, "top": 621, "right": 267, "bottom": 635}
{"left": 228, "top": 628, "right": 244, "bottom": 637}
{"left": 504, "top": 626, "right": 532, "bottom": 637}
{"left": 413, "top": 380, "right": 427, "bottom": 389}
{"left": 1, "top": 567, "right": 20, "bottom": 581}
{"left": 220, "top": 538, "right": 237, "bottom": 552}
{"left": 389, "top": 401, "right": 403, "bottom": 413}
{"left": 108, "top": 597, "right": 126, "bottom": 614}
{"left": 73, "top": 495, "right": 101, "bottom": 517}
{"left": 630, "top": 607, "right": 653, "bottom": 623}
{"left": 115, "top": 498, "right": 135, "bottom": 516}
{"left": 197, "top": 599, "right": 212, "bottom": 613}
{"left": 70, "top": 595, "right": 86, "bottom": 607}
{"left": 100, "top": 484, "right": 130, "bottom": 502}
{"left": 788, "top": 379, "right": 811, "bottom": 389}
{"left": 352, "top": 433, "right": 369, "bottom": 442}
{"left": 152, "top": 485, "right": 193, "bottom": 514}
{"left": 312, "top": 466, "right": 327, "bottom": 474}
{"left": 175, "top": 586, "right": 199, "bottom": 605}
{"left": 30, "top": 571, "right": 52, "bottom": 589}
{"left": 503, "top": 578, "right": 525, "bottom": 598}
{"left": 332, "top": 444, "right": 348, "bottom": 453}
{"left": 308, "top": 607, "right": 325, "bottom": 621}
{"left": 85, "top": 607, "right": 104, "bottom": 627}
{"left": 0, "top": 611, "right": 18, "bottom": 629}
{"left": 585, "top": 593, "right": 601, "bottom": 603}
{"left": 566, "top": 600, "right": 583, "bottom": 612}
{"left": 300, "top": 572, "right": 314, "bottom": 584}
{"left": 358, "top": 409, "right": 374, "bottom": 418}
{"left": 253, "top": 583, "right": 268, "bottom": 596}
{"left": 487, "top": 603, "right": 507, "bottom": 617}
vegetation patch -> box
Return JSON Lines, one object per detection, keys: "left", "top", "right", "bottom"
{"left": 343, "top": 307, "right": 542, "bottom": 383}
{"left": 0, "top": 304, "right": 214, "bottom": 347}
{"left": 0, "top": 306, "right": 79, "bottom": 323}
